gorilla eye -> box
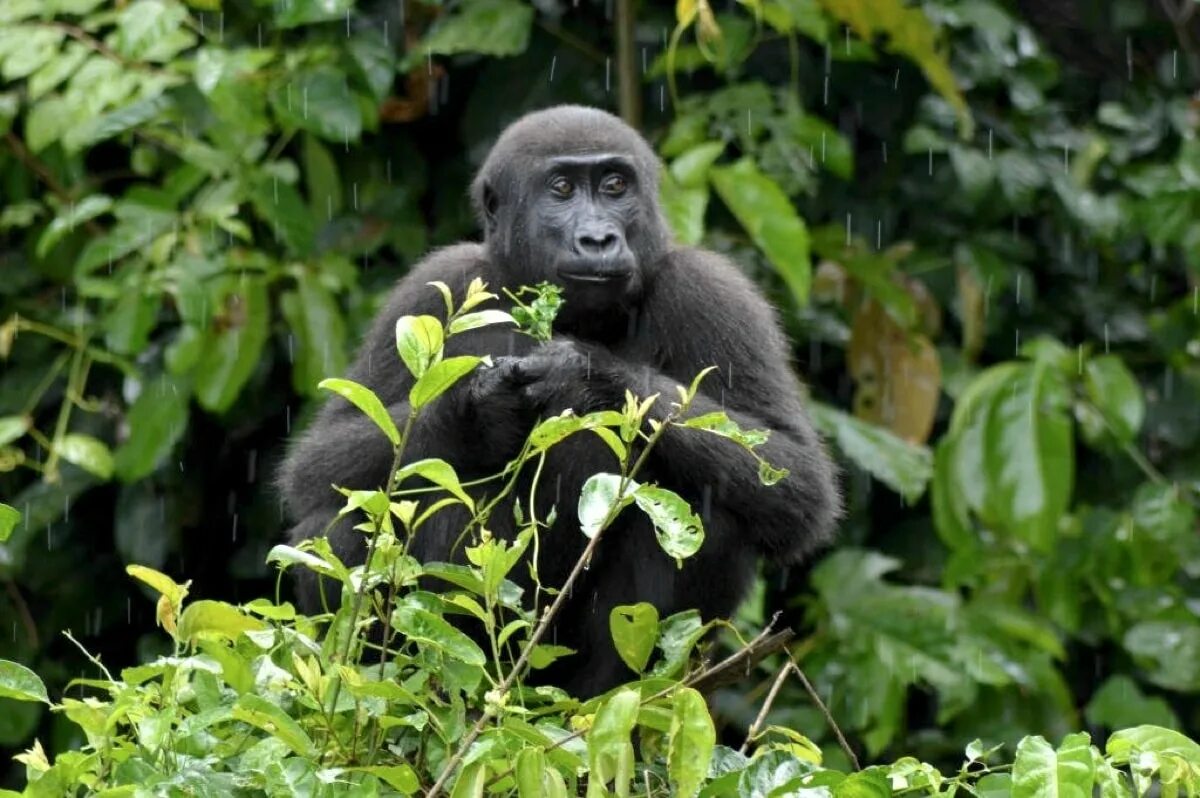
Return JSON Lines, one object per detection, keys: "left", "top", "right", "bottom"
{"left": 550, "top": 177, "right": 574, "bottom": 198}
{"left": 601, "top": 175, "right": 627, "bottom": 195}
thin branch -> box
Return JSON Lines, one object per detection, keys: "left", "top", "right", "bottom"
{"left": 3, "top": 134, "right": 104, "bottom": 235}
{"left": 739, "top": 660, "right": 794, "bottom": 753}
{"left": 792, "top": 660, "right": 860, "bottom": 770}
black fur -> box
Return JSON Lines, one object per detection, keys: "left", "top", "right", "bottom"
{"left": 277, "top": 105, "right": 842, "bottom": 696}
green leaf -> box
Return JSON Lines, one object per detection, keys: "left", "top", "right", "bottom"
{"left": 671, "top": 142, "right": 726, "bottom": 188}
{"left": 401, "top": 0, "right": 534, "bottom": 70}
{"left": 981, "top": 360, "right": 1074, "bottom": 550}
{"left": 809, "top": 402, "right": 933, "bottom": 502}
{"left": 681, "top": 411, "right": 768, "bottom": 448}
{"left": 36, "top": 194, "right": 112, "bottom": 258}
{"left": 1085, "top": 676, "right": 1180, "bottom": 732}
{"left": 659, "top": 171, "right": 708, "bottom": 246}
{"left": 949, "top": 146, "right": 995, "bottom": 202}
{"left": 302, "top": 133, "right": 342, "bottom": 219}
{"left": 515, "top": 748, "right": 567, "bottom": 798}
{"left": 1123, "top": 621, "right": 1200, "bottom": 692}
{"left": 448, "top": 310, "right": 517, "bottom": 335}
{"left": 104, "top": 288, "right": 158, "bottom": 356}
{"left": 280, "top": 273, "right": 348, "bottom": 395}
{"left": 125, "top": 564, "right": 186, "bottom": 606}
{"left": 710, "top": 158, "right": 811, "bottom": 306}
{"left": 528, "top": 644, "right": 575, "bottom": 670}
{"left": 395, "top": 315, "right": 445, "bottom": 379}
{"left": 450, "top": 761, "right": 486, "bottom": 798}
{"left": 247, "top": 171, "right": 316, "bottom": 257}
{"left": 587, "top": 689, "right": 640, "bottom": 797}
{"left": 392, "top": 605, "right": 487, "bottom": 665}
{"left": 57, "top": 433, "right": 114, "bottom": 479}
{"left": 0, "top": 660, "right": 48, "bottom": 704}
{"left": 269, "top": 67, "right": 361, "bottom": 143}
{"left": 178, "top": 600, "right": 266, "bottom": 643}
{"left": 394, "top": 458, "right": 474, "bottom": 511}
{"left": 653, "top": 610, "right": 711, "bottom": 679}
{"left": 609, "top": 603, "right": 659, "bottom": 674}
{"left": 116, "top": 374, "right": 192, "bottom": 480}
{"left": 1107, "top": 725, "right": 1200, "bottom": 767}
{"left": 411, "top": 356, "right": 483, "bottom": 409}
{"left": 194, "top": 278, "right": 270, "bottom": 413}
{"left": 668, "top": 688, "right": 715, "bottom": 798}
{"left": 578, "top": 473, "right": 634, "bottom": 539}
{"left": 0, "top": 416, "right": 29, "bottom": 447}
{"left": 1012, "top": 734, "right": 1095, "bottom": 798}
{"left": 232, "top": 694, "right": 317, "bottom": 758}
{"left": 1083, "top": 355, "right": 1144, "bottom": 443}
{"left": 273, "top": 0, "right": 352, "bottom": 26}
{"left": 319, "top": 378, "right": 400, "bottom": 447}
{"left": 351, "top": 765, "right": 421, "bottom": 794}
{"left": 632, "top": 485, "right": 705, "bottom": 562}
{"left": 0, "top": 504, "right": 19, "bottom": 543}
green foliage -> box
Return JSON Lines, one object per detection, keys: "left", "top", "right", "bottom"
{"left": 4, "top": 0, "right": 1200, "bottom": 790}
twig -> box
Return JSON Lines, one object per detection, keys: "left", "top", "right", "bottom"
{"left": 739, "top": 660, "right": 795, "bottom": 753}
{"left": 3, "top": 134, "right": 104, "bottom": 236}
{"left": 791, "top": 660, "right": 860, "bottom": 770}
{"left": 686, "top": 625, "right": 794, "bottom": 695}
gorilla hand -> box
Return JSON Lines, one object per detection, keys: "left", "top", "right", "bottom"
{"left": 455, "top": 356, "right": 539, "bottom": 466}
{"left": 510, "top": 340, "right": 625, "bottom": 416}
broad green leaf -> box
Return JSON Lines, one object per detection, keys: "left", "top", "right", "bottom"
{"left": 104, "top": 288, "right": 158, "bottom": 356}
{"left": 710, "top": 158, "right": 811, "bottom": 306}
{"left": 280, "top": 274, "right": 348, "bottom": 395}
{"left": 448, "top": 310, "right": 517, "bottom": 335}
{"left": 653, "top": 610, "right": 711, "bottom": 679}
{"left": 319, "top": 378, "right": 401, "bottom": 446}
{"left": 69, "top": 93, "right": 174, "bottom": 152}
{"left": 232, "top": 694, "right": 317, "bottom": 758}
{"left": 395, "top": 315, "right": 444, "bottom": 379}
{"left": 668, "top": 688, "right": 715, "bottom": 798}
{"left": 450, "top": 761, "right": 486, "bottom": 798}
{"left": 810, "top": 402, "right": 933, "bottom": 502}
{"left": 949, "top": 146, "right": 995, "bottom": 202}
{"left": 1107, "top": 725, "right": 1200, "bottom": 767}
{"left": 194, "top": 278, "right": 270, "bottom": 412}
{"left": 1085, "top": 676, "right": 1179, "bottom": 732}
{"left": 57, "top": 433, "right": 114, "bottom": 479}
{"left": 578, "top": 473, "right": 634, "bottom": 539}
{"left": 1122, "top": 621, "right": 1200, "bottom": 692}
{"left": 274, "top": 0, "right": 352, "bottom": 27}
{"left": 632, "top": 485, "right": 705, "bottom": 562}
{"left": 302, "top": 133, "right": 342, "bottom": 219}
{"left": 351, "top": 765, "right": 421, "bottom": 794}
{"left": 411, "top": 356, "right": 483, "bottom": 409}
{"left": 401, "top": 0, "right": 533, "bottom": 70}
{"left": 0, "top": 504, "right": 19, "bottom": 543}
{"left": 981, "top": 360, "right": 1074, "bottom": 550}
{"left": 178, "top": 600, "right": 266, "bottom": 643}
{"left": 115, "top": 373, "right": 190, "bottom": 482}
{"left": 659, "top": 171, "right": 708, "bottom": 246}
{"left": 392, "top": 605, "right": 487, "bottom": 665}
{"left": 528, "top": 644, "right": 575, "bottom": 670}
{"left": 347, "top": 36, "right": 397, "bottom": 103}
{"left": 609, "top": 603, "right": 659, "bottom": 674}
{"left": 1012, "top": 734, "right": 1095, "bottom": 798}
{"left": 247, "top": 171, "right": 315, "bottom": 257}
{"left": 265, "top": 544, "right": 341, "bottom": 578}
{"left": 0, "top": 660, "right": 48, "bottom": 704}
{"left": 394, "top": 458, "right": 474, "bottom": 511}
{"left": 36, "top": 195, "right": 112, "bottom": 258}
{"left": 587, "top": 689, "right": 640, "bottom": 797}
{"left": 268, "top": 67, "right": 361, "bottom": 143}
{"left": 671, "top": 142, "right": 726, "bottom": 188}
{"left": 0, "top": 416, "right": 29, "bottom": 447}
{"left": 516, "top": 748, "right": 568, "bottom": 798}
{"left": 1084, "top": 355, "right": 1144, "bottom": 443}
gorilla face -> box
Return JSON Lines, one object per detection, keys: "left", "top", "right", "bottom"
{"left": 472, "top": 107, "right": 671, "bottom": 320}
{"left": 530, "top": 153, "right": 645, "bottom": 304}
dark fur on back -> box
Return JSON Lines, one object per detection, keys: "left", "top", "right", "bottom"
{"left": 278, "top": 106, "right": 841, "bottom": 697}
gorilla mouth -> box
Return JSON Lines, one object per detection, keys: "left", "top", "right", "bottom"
{"left": 557, "top": 260, "right": 635, "bottom": 285}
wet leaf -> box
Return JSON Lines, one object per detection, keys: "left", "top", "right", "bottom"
{"left": 57, "top": 433, "right": 114, "bottom": 479}
{"left": 194, "top": 278, "right": 270, "bottom": 413}
{"left": 402, "top": 0, "right": 533, "bottom": 70}
{"left": 609, "top": 603, "right": 659, "bottom": 674}
{"left": 587, "top": 689, "right": 639, "bottom": 796}
{"left": 392, "top": 605, "right": 486, "bottom": 666}
{"left": 177, "top": 600, "right": 266, "bottom": 644}
{"left": 232, "top": 694, "right": 317, "bottom": 758}
{"left": 1083, "top": 355, "right": 1144, "bottom": 444}
{"left": 394, "top": 458, "right": 474, "bottom": 511}
{"left": 395, "top": 315, "right": 444, "bottom": 379}
{"left": 633, "top": 484, "right": 705, "bottom": 562}
{"left": 410, "top": 355, "right": 483, "bottom": 409}
{"left": 1012, "top": 734, "right": 1095, "bottom": 798}
{"left": 319, "top": 378, "right": 400, "bottom": 446}
{"left": 668, "top": 687, "right": 715, "bottom": 798}
{"left": 115, "top": 372, "right": 191, "bottom": 482}
{"left": 578, "top": 473, "right": 634, "bottom": 539}
{"left": 0, "top": 503, "right": 19, "bottom": 543}
{"left": 810, "top": 402, "right": 933, "bottom": 502}
{"left": 268, "top": 66, "right": 361, "bottom": 143}
{"left": 0, "top": 660, "right": 48, "bottom": 704}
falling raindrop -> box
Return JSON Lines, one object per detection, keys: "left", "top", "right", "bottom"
{"left": 549, "top": 55, "right": 557, "bottom": 82}
{"left": 1015, "top": 273, "right": 1022, "bottom": 305}
{"left": 353, "top": 182, "right": 359, "bottom": 211}
{"left": 987, "top": 128, "right": 993, "bottom": 159}
{"left": 1104, "top": 323, "right": 1111, "bottom": 353}
{"left": 876, "top": 219, "right": 882, "bottom": 250}
{"left": 893, "top": 68, "right": 900, "bottom": 90}
{"left": 845, "top": 212, "right": 852, "bottom": 245}
{"left": 928, "top": 146, "right": 933, "bottom": 176}
{"left": 1126, "top": 36, "right": 1133, "bottom": 81}
{"left": 605, "top": 58, "right": 611, "bottom": 92}
{"left": 232, "top": 513, "right": 238, "bottom": 542}
{"left": 1077, "top": 345, "right": 1083, "bottom": 375}
{"left": 881, "top": 141, "right": 887, "bottom": 163}
{"left": 823, "top": 74, "right": 829, "bottom": 106}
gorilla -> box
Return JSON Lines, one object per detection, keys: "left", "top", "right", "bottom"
{"left": 278, "top": 105, "right": 841, "bottom": 697}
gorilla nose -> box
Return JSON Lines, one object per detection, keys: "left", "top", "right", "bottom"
{"left": 576, "top": 230, "right": 621, "bottom": 256}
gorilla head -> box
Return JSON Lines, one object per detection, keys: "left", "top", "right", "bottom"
{"left": 470, "top": 106, "right": 671, "bottom": 319}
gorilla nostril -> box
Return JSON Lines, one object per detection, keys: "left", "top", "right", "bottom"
{"left": 578, "top": 232, "right": 619, "bottom": 254}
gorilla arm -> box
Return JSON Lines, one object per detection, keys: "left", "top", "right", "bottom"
{"left": 514, "top": 248, "right": 842, "bottom": 564}
{"left": 276, "top": 244, "right": 533, "bottom": 570}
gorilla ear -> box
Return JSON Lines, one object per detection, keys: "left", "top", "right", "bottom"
{"left": 481, "top": 183, "right": 499, "bottom": 227}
